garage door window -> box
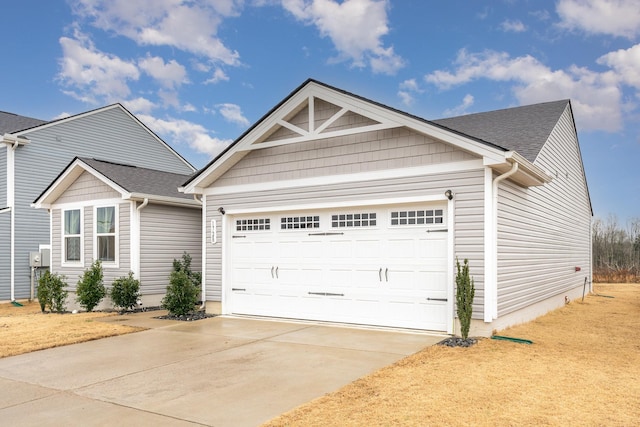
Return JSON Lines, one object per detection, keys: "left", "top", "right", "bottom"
{"left": 281, "top": 216, "right": 320, "bottom": 230}
{"left": 390, "top": 209, "right": 444, "bottom": 226}
{"left": 331, "top": 213, "right": 377, "bottom": 228}
{"left": 236, "top": 218, "right": 270, "bottom": 231}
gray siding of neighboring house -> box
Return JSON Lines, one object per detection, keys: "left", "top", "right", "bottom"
{"left": 215, "top": 127, "right": 477, "bottom": 187}
{"left": 139, "top": 204, "right": 202, "bottom": 296}
{"left": 496, "top": 106, "right": 591, "bottom": 316}
{"left": 0, "top": 147, "right": 8, "bottom": 299}
{"left": 205, "top": 130, "right": 484, "bottom": 316}
{"left": 8, "top": 106, "right": 193, "bottom": 300}
{"left": 51, "top": 202, "right": 131, "bottom": 291}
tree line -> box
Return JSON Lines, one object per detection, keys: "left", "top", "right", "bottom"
{"left": 592, "top": 215, "right": 640, "bottom": 283}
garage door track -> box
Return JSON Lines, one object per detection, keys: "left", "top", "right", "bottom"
{"left": 0, "top": 314, "right": 442, "bottom": 426}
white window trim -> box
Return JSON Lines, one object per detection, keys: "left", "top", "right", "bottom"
{"left": 94, "top": 204, "right": 119, "bottom": 268}
{"left": 61, "top": 207, "right": 84, "bottom": 267}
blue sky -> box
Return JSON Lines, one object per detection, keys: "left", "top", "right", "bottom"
{"left": 2, "top": 0, "right": 639, "bottom": 222}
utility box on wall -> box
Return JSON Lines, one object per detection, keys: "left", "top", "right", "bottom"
{"left": 29, "top": 249, "right": 50, "bottom": 268}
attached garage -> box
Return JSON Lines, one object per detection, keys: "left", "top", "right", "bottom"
{"left": 228, "top": 202, "right": 451, "bottom": 330}
{"left": 182, "top": 79, "right": 592, "bottom": 337}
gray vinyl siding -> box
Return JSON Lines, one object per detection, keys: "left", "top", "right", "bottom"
{"left": 55, "top": 172, "right": 120, "bottom": 204}
{"left": 216, "top": 127, "right": 477, "bottom": 187}
{"left": 496, "top": 106, "right": 591, "bottom": 316}
{"left": 0, "top": 147, "right": 7, "bottom": 299}
{"left": 6, "top": 106, "right": 193, "bottom": 299}
{"left": 205, "top": 169, "right": 486, "bottom": 312}
{"left": 139, "top": 204, "right": 201, "bottom": 296}
{"left": 0, "top": 146, "right": 6, "bottom": 207}
{"left": 51, "top": 203, "right": 131, "bottom": 291}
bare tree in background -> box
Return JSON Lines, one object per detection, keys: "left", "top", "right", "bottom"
{"left": 592, "top": 215, "right": 640, "bottom": 282}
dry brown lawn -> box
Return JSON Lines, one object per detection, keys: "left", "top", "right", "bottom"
{"left": 0, "top": 301, "right": 143, "bottom": 358}
{"left": 265, "top": 284, "right": 640, "bottom": 427}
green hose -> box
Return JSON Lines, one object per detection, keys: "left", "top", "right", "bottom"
{"left": 11, "top": 300, "right": 23, "bottom": 307}
{"left": 491, "top": 335, "right": 533, "bottom": 344}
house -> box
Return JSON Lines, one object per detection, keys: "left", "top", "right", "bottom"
{"left": 1, "top": 105, "right": 195, "bottom": 302}
{"left": 32, "top": 157, "right": 201, "bottom": 309}
{"left": 181, "top": 79, "right": 592, "bottom": 336}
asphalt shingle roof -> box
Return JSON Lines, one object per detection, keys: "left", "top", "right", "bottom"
{"left": 79, "top": 158, "right": 195, "bottom": 200}
{"left": 432, "top": 100, "right": 570, "bottom": 163}
{"left": 0, "top": 111, "right": 47, "bottom": 134}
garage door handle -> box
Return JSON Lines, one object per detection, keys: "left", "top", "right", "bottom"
{"left": 275, "top": 266, "right": 279, "bottom": 279}
{"left": 427, "top": 297, "right": 448, "bottom": 302}
{"left": 426, "top": 229, "right": 448, "bottom": 233}
{"left": 308, "top": 292, "right": 345, "bottom": 297}
{"left": 232, "top": 288, "right": 246, "bottom": 292}
{"left": 271, "top": 266, "right": 274, "bottom": 278}
{"left": 308, "top": 232, "right": 344, "bottom": 236}
{"left": 379, "top": 268, "right": 382, "bottom": 282}
{"left": 385, "top": 268, "right": 388, "bottom": 281}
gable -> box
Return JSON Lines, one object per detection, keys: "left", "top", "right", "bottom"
{"left": 54, "top": 171, "right": 121, "bottom": 205}
{"left": 17, "top": 105, "right": 193, "bottom": 175}
{"left": 214, "top": 127, "right": 479, "bottom": 188}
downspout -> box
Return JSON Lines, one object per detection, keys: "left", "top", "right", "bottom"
{"left": 489, "top": 161, "right": 519, "bottom": 320}
{"left": 134, "top": 198, "right": 149, "bottom": 279}
{"left": 192, "top": 194, "right": 206, "bottom": 310}
{"left": 9, "top": 139, "right": 19, "bottom": 302}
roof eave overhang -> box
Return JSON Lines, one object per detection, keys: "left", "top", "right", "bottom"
{"left": 128, "top": 193, "right": 202, "bottom": 208}
{"left": 491, "top": 151, "right": 551, "bottom": 187}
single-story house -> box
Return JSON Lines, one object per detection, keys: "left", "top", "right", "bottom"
{"left": 1, "top": 104, "right": 195, "bottom": 302}
{"left": 33, "top": 157, "right": 201, "bottom": 309}
{"left": 181, "top": 79, "right": 592, "bottom": 336}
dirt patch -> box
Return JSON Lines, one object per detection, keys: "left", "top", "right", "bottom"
{"left": 0, "top": 301, "right": 144, "bottom": 358}
{"left": 264, "top": 284, "right": 640, "bottom": 427}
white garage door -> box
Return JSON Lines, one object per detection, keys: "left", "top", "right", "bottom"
{"left": 228, "top": 203, "right": 450, "bottom": 331}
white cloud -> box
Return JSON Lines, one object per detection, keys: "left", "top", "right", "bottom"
{"left": 70, "top": 0, "right": 242, "bottom": 65}
{"left": 216, "top": 103, "right": 250, "bottom": 126}
{"left": 399, "top": 78, "right": 420, "bottom": 92}
{"left": 397, "top": 78, "right": 423, "bottom": 106}
{"left": 138, "top": 55, "right": 188, "bottom": 88}
{"left": 597, "top": 44, "right": 640, "bottom": 90}
{"left": 424, "top": 49, "right": 624, "bottom": 132}
{"left": 52, "top": 112, "right": 72, "bottom": 120}
{"left": 57, "top": 30, "right": 140, "bottom": 104}
{"left": 443, "top": 94, "right": 475, "bottom": 117}
{"left": 556, "top": 0, "right": 640, "bottom": 39}
{"left": 281, "top": 0, "right": 405, "bottom": 74}
{"left": 204, "top": 68, "right": 230, "bottom": 84}
{"left": 123, "top": 97, "right": 156, "bottom": 114}
{"left": 138, "top": 114, "right": 232, "bottom": 157}
{"left": 397, "top": 91, "right": 414, "bottom": 106}
{"left": 500, "top": 19, "right": 526, "bottom": 33}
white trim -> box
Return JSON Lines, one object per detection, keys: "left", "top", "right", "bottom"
{"left": 204, "top": 159, "right": 484, "bottom": 197}
{"left": 7, "top": 144, "right": 15, "bottom": 300}
{"left": 130, "top": 201, "right": 140, "bottom": 278}
{"left": 220, "top": 211, "right": 228, "bottom": 313}
{"left": 225, "top": 194, "right": 450, "bottom": 216}
{"left": 447, "top": 196, "right": 455, "bottom": 335}
{"left": 201, "top": 194, "right": 207, "bottom": 305}
{"left": 93, "top": 204, "right": 120, "bottom": 268}
{"left": 483, "top": 167, "right": 494, "bottom": 323}
{"left": 50, "top": 198, "right": 124, "bottom": 211}
{"left": 61, "top": 206, "right": 84, "bottom": 268}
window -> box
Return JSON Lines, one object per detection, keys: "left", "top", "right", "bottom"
{"left": 281, "top": 216, "right": 320, "bottom": 230}
{"left": 63, "top": 209, "right": 82, "bottom": 263}
{"left": 236, "top": 218, "right": 270, "bottom": 231}
{"left": 331, "top": 213, "right": 377, "bottom": 228}
{"left": 390, "top": 209, "right": 444, "bottom": 226}
{"left": 96, "top": 206, "right": 116, "bottom": 262}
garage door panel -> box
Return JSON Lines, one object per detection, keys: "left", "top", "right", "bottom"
{"left": 229, "top": 203, "right": 450, "bottom": 331}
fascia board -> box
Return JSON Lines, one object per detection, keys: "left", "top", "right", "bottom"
{"left": 128, "top": 193, "right": 202, "bottom": 208}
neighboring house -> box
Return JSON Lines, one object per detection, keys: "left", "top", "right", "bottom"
{"left": 181, "top": 79, "right": 592, "bottom": 336}
{"left": 33, "top": 157, "right": 201, "bottom": 309}
{"left": 1, "top": 105, "right": 195, "bottom": 302}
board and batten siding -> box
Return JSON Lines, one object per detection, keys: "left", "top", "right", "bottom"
{"left": 139, "top": 204, "right": 202, "bottom": 296}
{"left": 7, "top": 105, "right": 194, "bottom": 299}
{"left": 214, "top": 127, "right": 478, "bottom": 187}
{"left": 205, "top": 169, "right": 486, "bottom": 318}
{"left": 496, "top": 106, "right": 591, "bottom": 316}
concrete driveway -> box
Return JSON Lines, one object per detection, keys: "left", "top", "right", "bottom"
{"left": 0, "top": 313, "right": 443, "bottom": 426}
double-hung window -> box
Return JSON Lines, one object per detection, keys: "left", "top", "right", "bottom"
{"left": 96, "top": 206, "right": 117, "bottom": 263}
{"left": 63, "top": 209, "right": 82, "bottom": 264}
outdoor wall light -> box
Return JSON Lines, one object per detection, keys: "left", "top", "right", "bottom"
{"left": 218, "top": 207, "right": 225, "bottom": 215}
{"left": 445, "top": 189, "right": 453, "bottom": 200}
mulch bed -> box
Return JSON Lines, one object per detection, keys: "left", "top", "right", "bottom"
{"left": 155, "top": 312, "right": 217, "bottom": 321}
{"left": 437, "top": 337, "right": 479, "bottom": 347}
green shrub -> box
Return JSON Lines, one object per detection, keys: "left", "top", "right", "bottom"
{"left": 37, "top": 270, "right": 68, "bottom": 313}
{"left": 455, "top": 258, "right": 475, "bottom": 340}
{"left": 172, "top": 251, "right": 202, "bottom": 292}
{"left": 76, "top": 260, "right": 106, "bottom": 312}
{"left": 161, "top": 253, "right": 201, "bottom": 316}
{"left": 110, "top": 272, "right": 141, "bottom": 311}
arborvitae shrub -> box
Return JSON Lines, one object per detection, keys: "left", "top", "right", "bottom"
{"left": 455, "top": 258, "right": 475, "bottom": 340}
{"left": 162, "top": 253, "right": 200, "bottom": 316}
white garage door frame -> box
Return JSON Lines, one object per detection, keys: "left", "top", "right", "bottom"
{"left": 219, "top": 194, "right": 455, "bottom": 333}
